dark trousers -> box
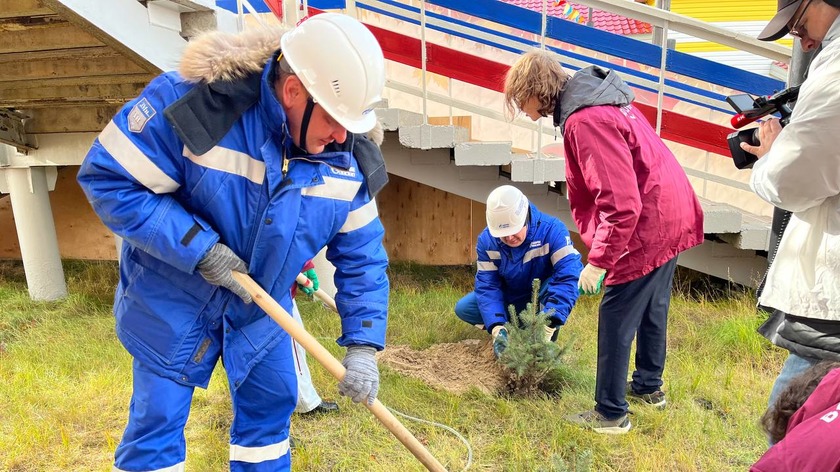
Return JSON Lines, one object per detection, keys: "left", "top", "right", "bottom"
{"left": 595, "top": 257, "right": 677, "bottom": 419}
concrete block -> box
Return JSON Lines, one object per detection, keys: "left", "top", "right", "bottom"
{"left": 700, "top": 198, "right": 742, "bottom": 234}
{"left": 541, "top": 157, "right": 566, "bottom": 182}
{"left": 510, "top": 156, "right": 534, "bottom": 182}
{"left": 510, "top": 155, "right": 565, "bottom": 184}
{"left": 376, "top": 109, "right": 423, "bottom": 131}
{"left": 180, "top": 10, "right": 217, "bottom": 38}
{"left": 399, "top": 125, "right": 468, "bottom": 150}
{"left": 719, "top": 213, "right": 771, "bottom": 250}
{"left": 533, "top": 159, "right": 546, "bottom": 184}
{"left": 454, "top": 141, "right": 512, "bottom": 166}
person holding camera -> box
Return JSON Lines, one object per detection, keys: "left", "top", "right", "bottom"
{"left": 743, "top": 0, "right": 840, "bottom": 414}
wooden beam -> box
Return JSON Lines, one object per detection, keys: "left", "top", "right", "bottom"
{"left": 0, "top": 54, "right": 147, "bottom": 82}
{"left": 0, "top": 0, "right": 53, "bottom": 19}
{"left": 0, "top": 73, "right": 153, "bottom": 91}
{"left": 24, "top": 105, "right": 119, "bottom": 133}
{"left": 40, "top": 0, "right": 160, "bottom": 73}
{"left": 0, "top": 82, "right": 146, "bottom": 108}
{"left": 0, "top": 108, "right": 36, "bottom": 150}
{"left": 0, "top": 21, "right": 102, "bottom": 54}
{"left": 0, "top": 45, "right": 117, "bottom": 63}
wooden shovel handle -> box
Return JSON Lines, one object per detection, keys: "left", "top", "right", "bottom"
{"left": 231, "top": 272, "right": 447, "bottom": 472}
{"left": 295, "top": 272, "right": 338, "bottom": 312}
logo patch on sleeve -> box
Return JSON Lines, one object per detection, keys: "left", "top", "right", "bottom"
{"left": 127, "top": 97, "right": 156, "bottom": 133}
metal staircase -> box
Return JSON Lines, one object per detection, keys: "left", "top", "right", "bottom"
{"left": 376, "top": 99, "right": 770, "bottom": 285}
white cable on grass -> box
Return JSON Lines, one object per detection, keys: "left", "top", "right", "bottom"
{"left": 304, "top": 298, "right": 472, "bottom": 469}
{"left": 386, "top": 405, "right": 473, "bottom": 471}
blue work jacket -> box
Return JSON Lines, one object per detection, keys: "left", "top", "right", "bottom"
{"left": 77, "top": 63, "right": 389, "bottom": 390}
{"left": 475, "top": 204, "right": 582, "bottom": 329}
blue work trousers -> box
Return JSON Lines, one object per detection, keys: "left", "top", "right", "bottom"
{"left": 113, "top": 334, "right": 297, "bottom": 471}
{"left": 595, "top": 257, "right": 677, "bottom": 420}
{"left": 455, "top": 281, "right": 551, "bottom": 329}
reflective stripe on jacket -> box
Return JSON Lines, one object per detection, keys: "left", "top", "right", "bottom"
{"left": 77, "top": 64, "right": 388, "bottom": 389}
{"left": 474, "top": 204, "right": 582, "bottom": 330}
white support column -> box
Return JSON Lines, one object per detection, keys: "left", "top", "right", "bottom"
{"left": 312, "top": 246, "right": 336, "bottom": 298}
{"left": 1, "top": 166, "right": 67, "bottom": 300}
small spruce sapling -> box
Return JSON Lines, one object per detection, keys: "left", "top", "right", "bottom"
{"left": 498, "top": 279, "right": 567, "bottom": 395}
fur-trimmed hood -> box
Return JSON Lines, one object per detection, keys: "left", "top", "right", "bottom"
{"left": 176, "top": 27, "right": 384, "bottom": 145}
{"left": 179, "top": 26, "right": 287, "bottom": 84}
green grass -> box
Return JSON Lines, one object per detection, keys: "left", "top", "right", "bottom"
{"left": 0, "top": 261, "right": 784, "bottom": 471}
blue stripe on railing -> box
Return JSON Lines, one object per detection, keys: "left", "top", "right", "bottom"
{"left": 426, "top": 0, "right": 784, "bottom": 95}
{"left": 295, "top": 0, "right": 347, "bottom": 9}
{"left": 359, "top": 0, "right": 734, "bottom": 114}
{"left": 541, "top": 45, "right": 733, "bottom": 114}
{"left": 217, "top": 0, "right": 271, "bottom": 13}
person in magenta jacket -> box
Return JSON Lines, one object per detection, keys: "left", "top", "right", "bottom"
{"left": 752, "top": 361, "right": 840, "bottom": 471}
{"left": 504, "top": 49, "right": 704, "bottom": 434}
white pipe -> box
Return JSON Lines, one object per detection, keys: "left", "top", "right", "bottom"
{"left": 3, "top": 167, "right": 67, "bottom": 301}
{"left": 656, "top": 20, "right": 668, "bottom": 135}
{"left": 420, "top": 1, "right": 428, "bottom": 125}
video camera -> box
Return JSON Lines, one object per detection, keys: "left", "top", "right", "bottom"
{"left": 726, "top": 85, "right": 799, "bottom": 169}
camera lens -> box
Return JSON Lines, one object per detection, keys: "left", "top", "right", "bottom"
{"left": 749, "top": 129, "right": 761, "bottom": 147}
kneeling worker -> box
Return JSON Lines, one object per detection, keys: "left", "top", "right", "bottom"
{"left": 455, "top": 185, "right": 582, "bottom": 356}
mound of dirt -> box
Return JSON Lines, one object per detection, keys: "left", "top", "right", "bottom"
{"left": 377, "top": 339, "right": 507, "bottom": 395}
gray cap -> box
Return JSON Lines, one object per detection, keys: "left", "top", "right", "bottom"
{"left": 758, "top": 0, "right": 803, "bottom": 41}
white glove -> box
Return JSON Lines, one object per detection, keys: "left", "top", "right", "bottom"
{"left": 544, "top": 325, "right": 557, "bottom": 342}
{"left": 578, "top": 263, "right": 607, "bottom": 295}
{"left": 491, "top": 325, "right": 505, "bottom": 338}
{"left": 490, "top": 325, "right": 508, "bottom": 358}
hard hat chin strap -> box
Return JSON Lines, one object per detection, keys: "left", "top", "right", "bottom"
{"left": 299, "top": 96, "right": 316, "bottom": 153}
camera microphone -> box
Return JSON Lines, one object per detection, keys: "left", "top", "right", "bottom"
{"left": 730, "top": 113, "right": 760, "bottom": 129}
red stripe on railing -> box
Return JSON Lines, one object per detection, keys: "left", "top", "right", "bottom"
{"left": 273, "top": 4, "right": 733, "bottom": 157}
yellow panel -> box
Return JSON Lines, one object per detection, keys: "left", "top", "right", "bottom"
{"left": 670, "top": 0, "right": 778, "bottom": 22}
{"left": 676, "top": 40, "right": 794, "bottom": 53}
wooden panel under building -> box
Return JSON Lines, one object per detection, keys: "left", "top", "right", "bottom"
{"left": 0, "top": 170, "right": 488, "bottom": 265}
{"left": 378, "top": 174, "right": 484, "bottom": 266}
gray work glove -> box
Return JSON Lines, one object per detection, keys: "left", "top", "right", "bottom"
{"left": 338, "top": 345, "right": 379, "bottom": 405}
{"left": 196, "top": 243, "right": 252, "bottom": 304}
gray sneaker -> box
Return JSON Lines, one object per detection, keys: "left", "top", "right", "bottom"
{"left": 626, "top": 381, "right": 666, "bottom": 408}
{"left": 564, "top": 409, "right": 631, "bottom": 434}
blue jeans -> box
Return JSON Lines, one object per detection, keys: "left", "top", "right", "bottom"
{"left": 768, "top": 352, "right": 819, "bottom": 410}
{"left": 765, "top": 352, "right": 819, "bottom": 446}
{"left": 595, "top": 258, "right": 677, "bottom": 420}
{"left": 455, "top": 281, "right": 552, "bottom": 328}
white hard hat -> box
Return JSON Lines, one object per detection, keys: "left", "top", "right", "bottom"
{"left": 486, "top": 185, "right": 529, "bottom": 238}
{"left": 280, "top": 13, "right": 385, "bottom": 134}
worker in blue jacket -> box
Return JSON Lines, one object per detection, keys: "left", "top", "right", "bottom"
{"left": 77, "top": 13, "right": 389, "bottom": 472}
{"left": 455, "top": 185, "right": 582, "bottom": 356}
